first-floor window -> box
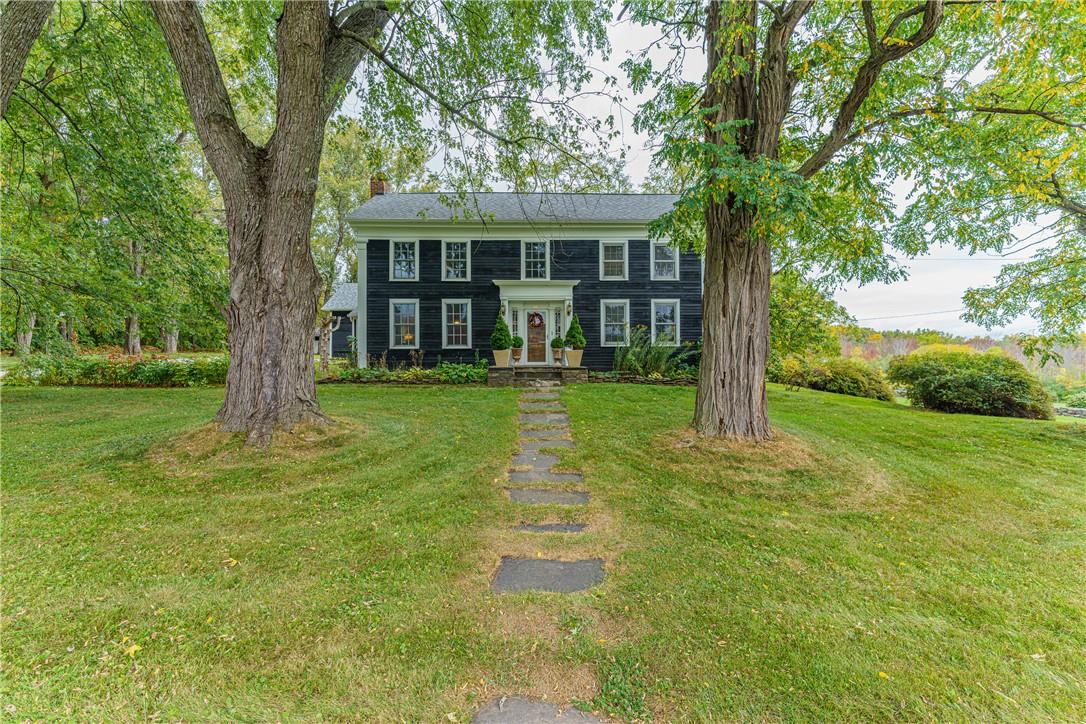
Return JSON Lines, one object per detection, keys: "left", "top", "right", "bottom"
{"left": 390, "top": 299, "right": 419, "bottom": 348}
{"left": 652, "top": 299, "right": 680, "bottom": 345}
{"left": 601, "top": 299, "right": 629, "bottom": 347}
{"left": 442, "top": 299, "right": 471, "bottom": 348}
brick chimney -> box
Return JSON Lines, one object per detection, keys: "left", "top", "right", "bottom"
{"left": 369, "top": 176, "right": 390, "bottom": 196}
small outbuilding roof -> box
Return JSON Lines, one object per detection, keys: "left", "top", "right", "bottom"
{"left": 322, "top": 282, "right": 357, "bottom": 312}
{"left": 348, "top": 192, "right": 678, "bottom": 224}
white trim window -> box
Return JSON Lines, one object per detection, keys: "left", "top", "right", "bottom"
{"left": 389, "top": 299, "right": 419, "bottom": 349}
{"left": 651, "top": 240, "right": 679, "bottom": 281}
{"left": 651, "top": 299, "right": 680, "bottom": 345}
{"left": 442, "top": 240, "right": 470, "bottom": 281}
{"left": 442, "top": 299, "right": 472, "bottom": 348}
{"left": 600, "top": 299, "right": 630, "bottom": 347}
{"left": 390, "top": 240, "right": 418, "bottom": 281}
{"left": 599, "top": 240, "right": 628, "bottom": 280}
{"left": 521, "top": 240, "right": 550, "bottom": 280}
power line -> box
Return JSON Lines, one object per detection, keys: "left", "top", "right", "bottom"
{"left": 856, "top": 308, "right": 965, "bottom": 321}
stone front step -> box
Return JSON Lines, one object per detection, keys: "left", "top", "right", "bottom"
{"left": 518, "top": 401, "right": 566, "bottom": 412}
{"left": 514, "top": 522, "right": 586, "bottom": 533}
{"left": 506, "top": 488, "right": 589, "bottom": 505}
{"left": 491, "top": 557, "right": 605, "bottom": 593}
{"left": 520, "top": 391, "right": 560, "bottom": 401}
{"left": 473, "top": 696, "right": 601, "bottom": 723}
{"left": 508, "top": 471, "right": 584, "bottom": 484}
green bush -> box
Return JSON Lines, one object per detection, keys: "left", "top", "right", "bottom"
{"left": 490, "top": 315, "right": 512, "bottom": 350}
{"left": 887, "top": 348, "right": 1052, "bottom": 419}
{"left": 1058, "top": 391, "right": 1086, "bottom": 409}
{"left": 7, "top": 354, "right": 228, "bottom": 387}
{"left": 332, "top": 361, "right": 487, "bottom": 384}
{"left": 613, "top": 326, "right": 694, "bottom": 377}
{"left": 775, "top": 356, "right": 894, "bottom": 401}
{"left": 565, "top": 314, "right": 586, "bottom": 349}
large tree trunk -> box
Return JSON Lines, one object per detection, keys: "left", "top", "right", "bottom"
{"left": 150, "top": 0, "right": 385, "bottom": 445}
{"left": 15, "top": 311, "right": 36, "bottom": 354}
{"left": 124, "top": 314, "right": 141, "bottom": 356}
{"left": 696, "top": 219, "right": 772, "bottom": 438}
{"left": 161, "top": 325, "right": 179, "bottom": 353}
{"left": 0, "top": 0, "right": 54, "bottom": 118}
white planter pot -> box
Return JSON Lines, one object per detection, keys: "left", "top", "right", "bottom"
{"left": 564, "top": 348, "right": 583, "bottom": 368}
{"left": 493, "top": 349, "right": 511, "bottom": 368}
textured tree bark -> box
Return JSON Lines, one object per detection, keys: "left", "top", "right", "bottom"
{"left": 161, "top": 325, "right": 179, "bottom": 353}
{"left": 0, "top": 0, "right": 54, "bottom": 118}
{"left": 124, "top": 315, "right": 142, "bottom": 356}
{"left": 150, "top": 0, "right": 385, "bottom": 445}
{"left": 15, "top": 311, "right": 36, "bottom": 354}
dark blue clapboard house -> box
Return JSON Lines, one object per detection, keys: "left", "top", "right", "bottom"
{"left": 341, "top": 180, "right": 702, "bottom": 370}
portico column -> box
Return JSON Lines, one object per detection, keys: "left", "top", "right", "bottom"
{"left": 353, "top": 228, "right": 368, "bottom": 368}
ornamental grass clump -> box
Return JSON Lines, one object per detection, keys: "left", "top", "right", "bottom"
{"left": 887, "top": 347, "right": 1052, "bottom": 419}
{"left": 612, "top": 326, "right": 693, "bottom": 377}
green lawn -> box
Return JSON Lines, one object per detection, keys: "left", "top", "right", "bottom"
{"left": 3, "top": 384, "right": 1084, "bottom": 720}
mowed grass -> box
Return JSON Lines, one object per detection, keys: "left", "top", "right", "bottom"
{"left": 3, "top": 383, "right": 1085, "bottom": 720}
{"left": 561, "top": 384, "right": 1086, "bottom": 720}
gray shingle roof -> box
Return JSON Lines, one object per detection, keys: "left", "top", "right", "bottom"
{"left": 348, "top": 192, "right": 678, "bottom": 224}
{"left": 322, "top": 282, "right": 356, "bottom": 311}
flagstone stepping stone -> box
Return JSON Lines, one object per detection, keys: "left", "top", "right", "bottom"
{"left": 510, "top": 452, "right": 561, "bottom": 469}
{"left": 491, "top": 557, "right": 605, "bottom": 593}
{"left": 519, "top": 412, "right": 570, "bottom": 425}
{"left": 519, "top": 439, "right": 574, "bottom": 451}
{"left": 508, "top": 471, "right": 583, "bottom": 484}
{"left": 519, "top": 401, "right": 566, "bottom": 411}
{"left": 514, "top": 522, "right": 586, "bottom": 533}
{"left": 521, "top": 392, "right": 560, "bottom": 400}
{"left": 473, "top": 696, "right": 602, "bottom": 723}
{"left": 519, "top": 429, "right": 570, "bottom": 440}
{"left": 506, "top": 488, "right": 589, "bottom": 505}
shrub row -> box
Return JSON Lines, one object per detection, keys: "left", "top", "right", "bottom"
{"left": 327, "top": 360, "right": 488, "bottom": 384}
{"left": 773, "top": 356, "right": 895, "bottom": 401}
{"left": 1060, "top": 391, "right": 1086, "bottom": 409}
{"left": 7, "top": 354, "right": 228, "bottom": 387}
{"left": 887, "top": 349, "right": 1053, "bottom": 419}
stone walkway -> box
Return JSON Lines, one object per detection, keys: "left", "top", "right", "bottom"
{"left": 473, "top": 382, "right": 605, "bottom": 723}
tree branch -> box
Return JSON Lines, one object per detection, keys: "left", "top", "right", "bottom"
{"left": 796, "top": 0, "right": 945, "bottom": 179}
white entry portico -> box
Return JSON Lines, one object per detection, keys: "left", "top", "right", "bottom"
{"left": 494, "top": 280, "right": 579, "bottom": 366}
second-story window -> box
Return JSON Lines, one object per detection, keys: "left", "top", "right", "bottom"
{"left": 651, "top": 241, "right": 679, "bottom": 281}
{"left": 600, "top": 240, "right": 628, "bottom": 280}
{"left": 443, "top": 240, "right": 469, "bottom": 281}
{"left": 391, "top": 240, "right": 418, "bottom": 281}
{"left": 522, "top": 240, "right": 549, "bottom": 279}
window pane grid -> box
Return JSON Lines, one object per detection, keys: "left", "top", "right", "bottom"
{"left": 654, "top": 302, "right": 678, "bottom": 344}
{"left": 602, "top": 243, "right": 625, "bottom": 278}
{"left": 392, "top": 302, "right": 417, "bottom": 347}
{"left": 524, "top": 242, "right": 547, "bottom": 279}
{"left": 393, "top": 242, "right": 416, "bottom": 279}
{"left": 444, "top": 242, "right": 468, "bottom": 280}
{"left": 652, "top": 243, "right": 677, "bottom": 280}
{"left": 445, "top": 302, "right": 469, "bottom": 347}
{"left": 603, "top": 302, "right": 627, "bottom": 345}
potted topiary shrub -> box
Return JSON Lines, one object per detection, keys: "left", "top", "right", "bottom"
{"left": 490, "top": 314, "right": 512, "bottom": 367}
{"left": 550, "top": 336, "right": 565, "bottom": 366}
{"left": 511, "top": 335, "right": 524, "bottom": 364}
{"left": 563, "top": 314, "right": 586, "bottom": 368}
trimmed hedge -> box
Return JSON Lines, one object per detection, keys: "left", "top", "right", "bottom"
{"left": 774, "top": 356, "right": 894, "bottom": 401}
{"left": 887, "top": 348, "right": 1053, "bottom": 419}
{"left": 328, "top": 360, "right": 488, "bottom": 384}
{"left": 6, "top": 354, "right": 228, "bottom": 387}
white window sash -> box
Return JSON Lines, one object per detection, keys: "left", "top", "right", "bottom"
{"left": 389, "top": 240, "right": 419, "bottom": 281}
{"left": 441, "top": 239, "right": 471, "bottom": 282}
{"left": 521, "top": 240, "right": 550, "bottom": 280}
{"left": 598, "top": 240, "right": 629, "bottom": 281}
{"left": 441, "top": 298, "right": 472, "bottom": 348}
{"left": 389, "top": 298, "right": 420, "bottom": 349}
{"left": 600, "top": 299, "right": 630, "bottom": 347}
{"left": 650, "top": 241, "right": 679, "bottom": 281}
{"left": 651, "top": 299, "right": 680, "bottom": 346}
